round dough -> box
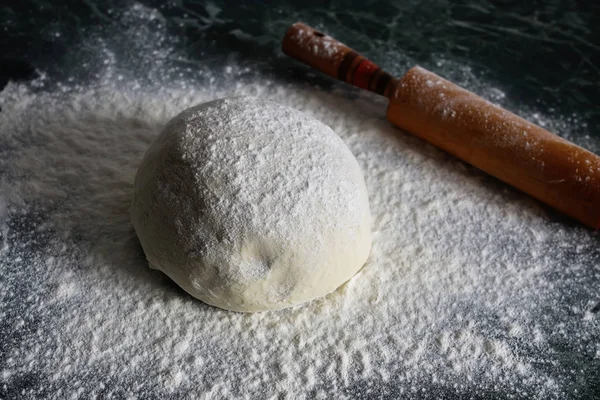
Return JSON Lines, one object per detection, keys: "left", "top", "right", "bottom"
{"left": 130, "top": 97, "right": 371, "bottom": 312}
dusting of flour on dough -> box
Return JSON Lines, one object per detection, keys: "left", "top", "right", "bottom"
{"left": 131, "top": 97, "right": 371, "bottom": 312}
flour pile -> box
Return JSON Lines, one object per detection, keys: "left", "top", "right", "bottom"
{"left": 1, "top": 4, "right": 599, "bottom": 399}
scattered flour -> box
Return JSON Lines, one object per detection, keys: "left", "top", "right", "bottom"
{"left": 0, "top": 3, "right": 599, "bottom": 399}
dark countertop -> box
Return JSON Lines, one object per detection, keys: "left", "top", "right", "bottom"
{"left": 3, "top": 0, "right": 600, "bottom": 131}
{"left": 1, "top": 1, "right": 599, "bottom": 398}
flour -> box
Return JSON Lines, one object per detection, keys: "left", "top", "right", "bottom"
{"left": 1, "top": 3, "right": 599, "bottom": 399}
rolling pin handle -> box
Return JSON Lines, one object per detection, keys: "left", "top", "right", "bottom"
{"left": 282, "top": 22, "right": 397, "bottom": 97}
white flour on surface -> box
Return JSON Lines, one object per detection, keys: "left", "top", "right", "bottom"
{"left": 1, "top": 3, "right": 599, "bottom": 399}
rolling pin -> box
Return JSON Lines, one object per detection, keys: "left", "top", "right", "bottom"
{"left": 282, "top": 22, "right": 600, "bottom": 229}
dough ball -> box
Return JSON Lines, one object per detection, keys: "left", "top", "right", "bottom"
{"left": 130, "top": 97, "right": 371, "bottom": 312}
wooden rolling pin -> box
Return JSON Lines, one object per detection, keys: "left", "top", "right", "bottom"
{"left": 282, "top": 22, "right": 600, "bottom": 229}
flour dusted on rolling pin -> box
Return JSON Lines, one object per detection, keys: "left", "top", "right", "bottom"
{"left": 291, "top": 25, "right": 346, "bottom": 59}
{"left": 283, "top": 22, "right": 600, "bottom": 228}
{"left": 388, "top": 66, "right": 600, "bottom": 228}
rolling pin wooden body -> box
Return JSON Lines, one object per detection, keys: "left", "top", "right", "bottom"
{"left": 283, "top": 22, "right": 600, "bottom": 228}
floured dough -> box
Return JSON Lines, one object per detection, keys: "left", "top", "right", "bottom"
{"left": 130, "top": 97, "right": 371, "bottom": 312}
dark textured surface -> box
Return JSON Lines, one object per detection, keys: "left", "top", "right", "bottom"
{"left": 1, "top": 1, "right": 599, "bottom": 398}
{"left": 3, "top": 1, "right": 600, "bottom": 130}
